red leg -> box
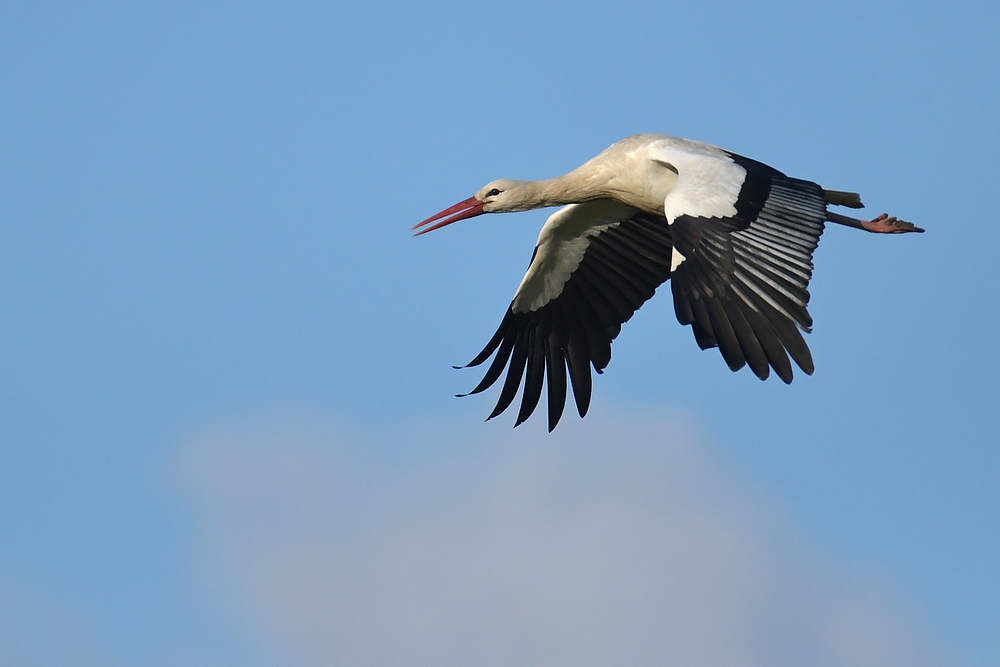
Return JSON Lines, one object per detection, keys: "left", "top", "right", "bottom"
{"left": 861, "top": 213, "right": 925, "bottom": 234}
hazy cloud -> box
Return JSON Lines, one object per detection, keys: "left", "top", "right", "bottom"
{"left": 178, "top": 409, "right": 944, "bottom": 667}
{"left": 0, "top": 569, "right": 114, "bottom": 667}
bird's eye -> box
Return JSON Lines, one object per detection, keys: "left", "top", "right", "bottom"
{"left": 487, "top": 188, "right": 501, "bottom": 197}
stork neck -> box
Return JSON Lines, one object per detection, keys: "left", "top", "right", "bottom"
{"left": 525, "top": 169, "right": 610, "bottom": 208}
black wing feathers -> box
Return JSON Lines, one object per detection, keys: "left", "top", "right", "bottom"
{"left": 670, "top": 153, "right": 825, "bottom": 383}
{"left": 543, "top": 332, "right": 566, "bottom": 432}
{"left": 458, "top": 211, "right": 673, "bottom": 430}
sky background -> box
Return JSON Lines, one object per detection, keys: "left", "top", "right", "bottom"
{"left": 1, "top": 1, "right": 998, "bottom": 665}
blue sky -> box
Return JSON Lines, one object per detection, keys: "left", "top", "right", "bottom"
{"left": 1, "top": 1, "right": 997, "bottom": 665}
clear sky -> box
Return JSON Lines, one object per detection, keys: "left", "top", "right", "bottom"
{"left": 1, "top": 1, "right": 997, "bottom": 665}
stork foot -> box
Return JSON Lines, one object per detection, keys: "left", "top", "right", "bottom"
{"left": 862, "top": 213, "right": 924, "bottom": 234}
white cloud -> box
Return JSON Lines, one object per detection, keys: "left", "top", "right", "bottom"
{"left": 178, "top": 408, "right": 945, "bottom": 667}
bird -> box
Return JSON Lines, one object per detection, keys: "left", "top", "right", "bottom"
{"left": 413, "top": 134, "right": 922, "bottom": 431}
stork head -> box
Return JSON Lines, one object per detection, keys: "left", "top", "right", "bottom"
{"left": 476, "top": 179, "right": 528, "bottom": 212}
{"left": 412, "top": 179, "right": 531, "bottom": 235}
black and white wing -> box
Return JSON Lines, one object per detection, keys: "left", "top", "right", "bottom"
{"left": 457, "top": 199, "right": 674, "bottom": 431}
{"left": 659, "top": 141, "right": 827, "bottom": 383}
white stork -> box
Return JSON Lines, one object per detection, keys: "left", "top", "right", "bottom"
{"left": 414, "top": 134, "right": 922, "bottom": 431}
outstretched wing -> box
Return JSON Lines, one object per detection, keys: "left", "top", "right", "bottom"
{"left": 458, "top": 200, "right": 674, "bottom": 431}
{"left": 663, "top": 146, "right": 827, "bottom": 382}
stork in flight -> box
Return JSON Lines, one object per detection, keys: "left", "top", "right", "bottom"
{"left": 414, "top": 134, "right": 922, "bottom": 431}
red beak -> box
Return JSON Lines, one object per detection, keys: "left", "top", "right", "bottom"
{"left": 412, "top": 196, "right": 485, "bottom": 236}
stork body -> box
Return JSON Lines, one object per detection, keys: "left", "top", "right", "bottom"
{"left": 415, "top": 134, "right": 922, "bottom": 431}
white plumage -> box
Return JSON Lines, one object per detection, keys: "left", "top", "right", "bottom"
{"left": 414, "top": 134, "right": 922, "bottom": 430}
{"left": 512, "top": 200, "right": 633, "bottom": 314}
